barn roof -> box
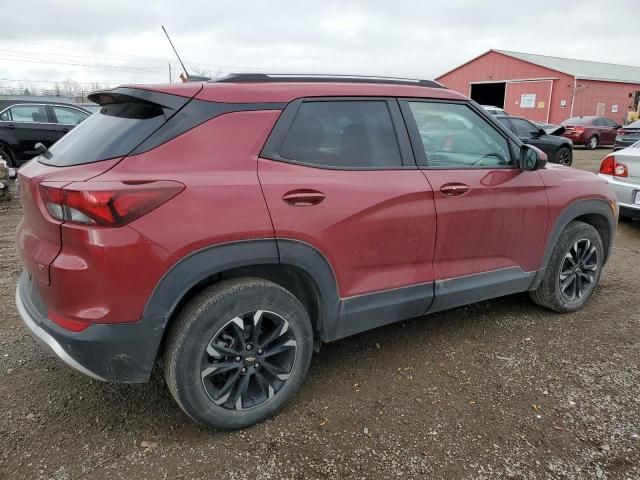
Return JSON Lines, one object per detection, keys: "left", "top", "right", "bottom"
{"left": 494, "top": 49, "right": 640, "bottom": 84}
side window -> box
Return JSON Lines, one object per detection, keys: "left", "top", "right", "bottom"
{"left": 407, "top": 102, "right": 512, "bottom": 167}
{"left": 52, "top": 106, "right": 88, "bottom": 125}
{"left": 510, "top": 118, "right": 539, "bottom": 136}
{"left": 496, "top": 117, "right": 513, "bottom": 132}
{"left": 280, "top": 101, "right": 402, "bottom": 168}
{"left": 52, "top": 107, "right": 88, "bottom": 125}
{"left": 603, "top": 118, "right": 617, "bottom": 127}
{"left": 0, "top": 109, "right": 11, "bottom": 121}
{"left": 593, "top": 118, "right": 605, "bottom": 126}
{"left": 6, "top": 105, "right": 48, "bottom": 123}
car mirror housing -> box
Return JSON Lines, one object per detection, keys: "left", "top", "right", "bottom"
{"left": 519, "top": 144, "right": 547, "bottom": 171}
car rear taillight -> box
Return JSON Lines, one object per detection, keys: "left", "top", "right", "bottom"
{"left": 599, "top": 155, "right": 628, "bottom": 177}
{"left": 39, "top": 181, "right": 184, "bottom": 226}
{"left": 617, "top": 129, "right": 627, "bottom": 137}
{"left": 572, "top": 127, "right": 585, "bottom": 134}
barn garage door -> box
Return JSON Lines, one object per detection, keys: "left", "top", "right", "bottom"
{"left": 504, "top": 80, "right": 552, "bottom": 122}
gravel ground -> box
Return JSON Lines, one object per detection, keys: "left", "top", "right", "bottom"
{"left": 1, "top": 148, "right": 639, "bottom": 480}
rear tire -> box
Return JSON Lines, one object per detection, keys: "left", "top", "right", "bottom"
{"left": 587, "top": 135, "right": 599, "bottom": 150}
{"left": 164, "top": 277, "right": 313, "bottom": 430}
{"left": 0, "top": 143, "right": 14, "bottom": 167}
{"left": 529, "top": 221, "right": 603, "bottom": 312}
{"left": 555, "top": 146, "right": 572, "bottom": 166}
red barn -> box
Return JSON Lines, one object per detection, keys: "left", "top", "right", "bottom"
{"left": 436, "top": 50, "right": 640, "bottom": 125}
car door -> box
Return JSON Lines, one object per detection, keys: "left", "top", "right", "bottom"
{"left": 0, "top": 104, "right": 59, "bottom": 159}
{"left": 258, "top": 98, "right": 437, "bottom": 311}
{"left": 399, "top": 99, "right": 549, "bottom": 312}
{"left": 600, "top": 118, "right": 618, "bottom": 144}
{"left": 50, "top": 105, "right": 89, "bottom": 140}
{"left": 508, "top": 117, "right": 557, "bottom": 157}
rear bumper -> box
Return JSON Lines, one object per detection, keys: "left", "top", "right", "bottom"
{"left": 16, "top": 272, "right": 160, "bottom": 383}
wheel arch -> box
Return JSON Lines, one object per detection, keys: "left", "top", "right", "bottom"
{"left": 0, "top": 138, "right": 16, "bottom": 165}
{"left": 530, "top": 199, "right": 615, "bottom": 290}
{"left": 139, "top": 239, "right": 340, "bottom": 380}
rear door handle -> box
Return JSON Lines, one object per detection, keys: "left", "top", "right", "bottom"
{"left": 6, "top": 123, "right": 16, "bottom": 129}
{"left": 440, "top": 183, "right": 470, "bottom": 197}
{"left": 282, "top": 189, "right": 326, "bottom": 206}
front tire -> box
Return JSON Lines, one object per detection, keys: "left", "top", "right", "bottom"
{"left": 555, "top": 146, "right": 572, "bottom": 166}
{"left": 164, "top": 277, "right": 313, "bottom": 429}
{"left": 587, "top": 135, "right": 599, "bottom": 150}
{"left": 530, "top": 221, "right": 603, "bottom": 312}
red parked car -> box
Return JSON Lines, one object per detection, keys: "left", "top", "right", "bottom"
{"left": 15, "top": 75, "right": 617, "bottom": 429}
{"left": 561, "top": 116, "right": 621, "bottom": 149}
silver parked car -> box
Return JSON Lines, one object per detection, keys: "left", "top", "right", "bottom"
{"left": 598, "top": 140, "right": 640, "bottom": 220}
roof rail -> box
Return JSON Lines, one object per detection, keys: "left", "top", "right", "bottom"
{"left": 212, "top": 73, "right": 444, "bottom": 88}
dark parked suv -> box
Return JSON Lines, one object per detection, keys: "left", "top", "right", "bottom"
{"left": 0, "top": 100, "right": 90, "bottom": 167}
{"left": 15, "top": 75, "right": 617, "bottom": 429}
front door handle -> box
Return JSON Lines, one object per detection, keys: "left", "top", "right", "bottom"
{"left": 6, "top": 123, "right": 16, "bottom": 129}
{"left": 440, "top": 183, "right": 470, "bottom": 197}
{"left": 282, "top": 189, "right": 326, "bottom": 206}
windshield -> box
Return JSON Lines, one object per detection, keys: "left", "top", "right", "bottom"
{"left": 562, "top": 117, "right": 593, "bottom": 126}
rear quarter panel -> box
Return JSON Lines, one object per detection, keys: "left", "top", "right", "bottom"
{"left": 95, "top": 110, "right": 280, "bottom": 258}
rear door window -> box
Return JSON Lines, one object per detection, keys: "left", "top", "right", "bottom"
{"left": 52, "top": 106, "right": 89, "bottom": 125}
{"left": 280, "top": 101, "right": 403, "bottom": 168}
{"left": 41, "top": 102, "right": 167, "bottom": 166}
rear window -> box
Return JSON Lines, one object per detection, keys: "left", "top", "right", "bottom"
{"left": 40, "top": 102, "right": 166, "bottom": 166}
{"left": 626, "top": 120, "right": 640, "bottom": 129}
{"left": 562, "top": 117, "right": 593, "bottom": 125}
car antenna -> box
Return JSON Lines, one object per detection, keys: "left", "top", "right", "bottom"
{"left": 161, "top": 25, "right": 210, "bottom": 82}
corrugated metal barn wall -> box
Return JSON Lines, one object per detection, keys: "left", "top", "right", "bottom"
{"left": 572, "top": 80, "right": 640, "bottom": 124}
{"left": 436, "top": 51, "right": 640, "bottom": 124}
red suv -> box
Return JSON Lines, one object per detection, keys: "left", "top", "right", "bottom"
{"left": 561, "top": 116, "right": 621, "bottom": 149}
{"left": 15, "top": 75, "right": 617, "bottom": 429}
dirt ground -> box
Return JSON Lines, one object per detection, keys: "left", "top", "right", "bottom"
{"left": 1, "top": 148, "right": 639, "bottom": 480}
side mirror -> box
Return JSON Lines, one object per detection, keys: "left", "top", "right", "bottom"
{"left": 519, "top": 144, "right": 547, "bottom": 171}
{"left": 34, "top": 142, "right": 52, "bottom": 159}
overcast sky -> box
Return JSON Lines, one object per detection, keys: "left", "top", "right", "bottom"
{"left": 0, "top": 0, "right": 638, "bottom": 91}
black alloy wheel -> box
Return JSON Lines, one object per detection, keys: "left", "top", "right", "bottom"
{"left": 200, "top": 309, "right": 297, "bottom": 410}
{"left": 558, "top": 239, "right": 598, "bottom": 301}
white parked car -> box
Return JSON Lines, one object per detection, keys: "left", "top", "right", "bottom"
{"left": 598, "top": 140, "right": 640, "bottom": 220}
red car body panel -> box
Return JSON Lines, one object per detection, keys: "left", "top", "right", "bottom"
{"left": 16, "top": 159, "right": 121, "bottom": 285}
{"left": 539, "top": 164, "right": 616, "bottom": 226}
{"left": 423, "top": 169, "right": 548, "bottom": 279}
{"left": 258, "top": 158, "right": 437, "bottom": 297}
{"left": 106, "top": 110, "right": 280, "bottom": 259}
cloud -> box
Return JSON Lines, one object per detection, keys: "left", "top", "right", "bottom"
{"left": 0, "top": 0, "right": 638, "bottom": 88}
